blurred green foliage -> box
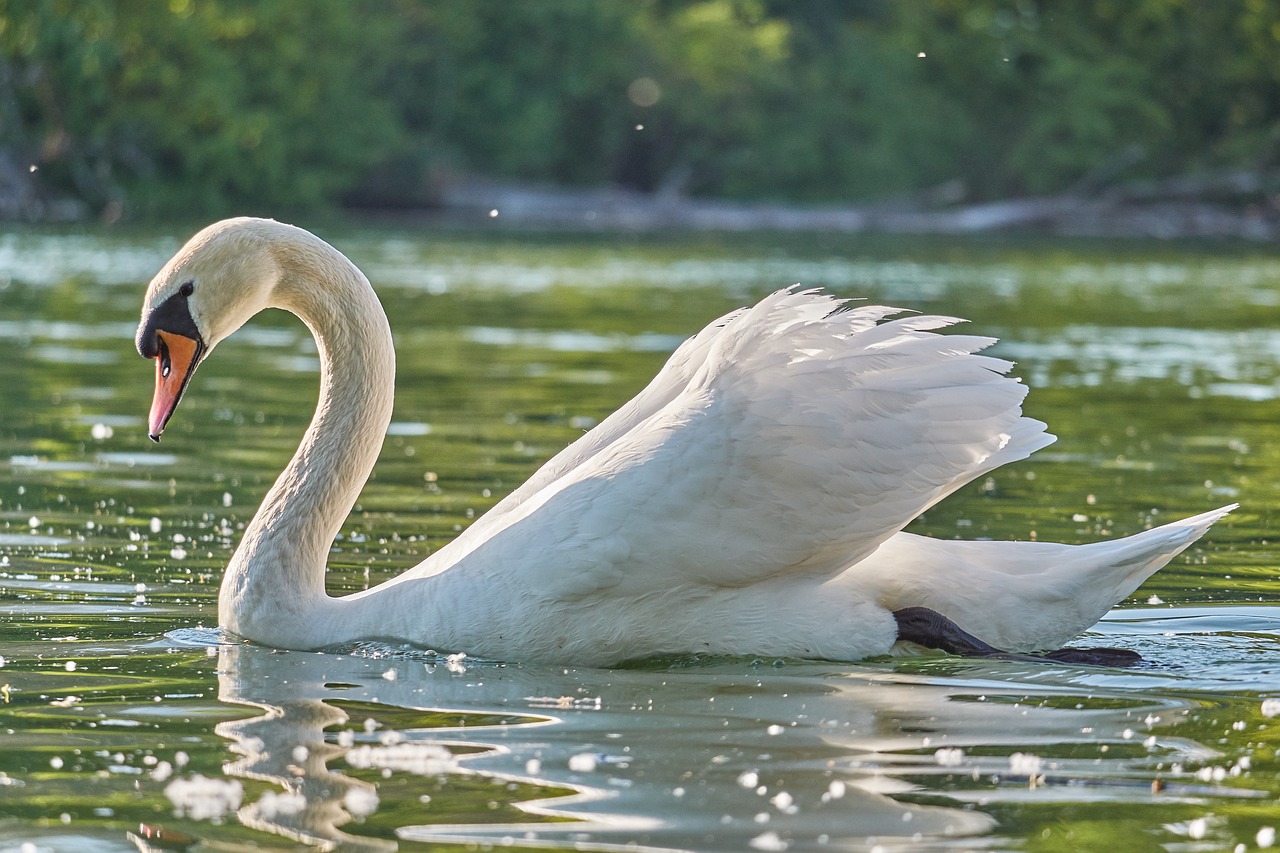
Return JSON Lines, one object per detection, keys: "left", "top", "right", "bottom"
{"left": 1, "top": 0, "right": 1278, "bottom": 218}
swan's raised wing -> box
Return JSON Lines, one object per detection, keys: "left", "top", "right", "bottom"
{"left": 428, "top": 303, "right": 746, "bottom": 563}
{"left": 412, "top": 289, "right": 1054, "bottom": 599}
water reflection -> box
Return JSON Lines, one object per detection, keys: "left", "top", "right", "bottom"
{"left": 996, "top": 324, "right": 1280, "bottom": 395}
{"left": 213, "top": 643, "right": 635, "bottom": 851}
{"left": 203, "top": 639, "right": 1268, "bottom": 852}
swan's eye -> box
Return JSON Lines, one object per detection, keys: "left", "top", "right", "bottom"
{"left": 179, "top": 281, "right": 194, "bottom": 297}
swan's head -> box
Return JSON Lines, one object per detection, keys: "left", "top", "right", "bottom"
{"left": 136, "top": 217, "right": 284, "bottom": 441}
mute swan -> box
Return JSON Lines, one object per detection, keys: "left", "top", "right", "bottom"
{"left": 136, "top": 218, "right": 1233, "bottom": 666}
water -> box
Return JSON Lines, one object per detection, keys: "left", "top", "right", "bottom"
{"left": 2, "top": 224, "right": 1280, "bottom": 851}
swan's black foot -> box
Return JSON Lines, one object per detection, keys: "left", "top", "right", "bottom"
{"left": 892, "top": 606, "right": 1141, "bottom": 668}
{"left": 892, "top": 606, "right": 1006, "bottom": 657}
{"left": 1041, "top": 646, "right": 1142, "bottom": 667}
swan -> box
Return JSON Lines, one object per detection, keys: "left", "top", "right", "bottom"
{"left": 136, "top": 218, "right": 1234, "bottom": 666}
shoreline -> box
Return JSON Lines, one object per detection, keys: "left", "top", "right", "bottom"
{"left": 419, "top": 173, "right": 1280, "bottom": 242}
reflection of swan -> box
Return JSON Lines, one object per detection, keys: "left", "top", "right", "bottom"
{"left": 211, "top": 642, "right": 997, "bottom": 849}
{"left": 136, "top": 218, "right": 1233, "bottom": 664}
{"left": 207, "top": 643, "right": 1237, "bottom": 850}
{"left": 216, "top": 646, "right": 394, "bottom": 851}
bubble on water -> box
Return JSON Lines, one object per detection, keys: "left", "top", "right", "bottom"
{"left": 256, "top": 789, "right": 307, "bottom": 818}
{"left": 1258, "top": 826, "right": 1276, "bottom": 848}
{"left": 568, "top": 753, "right": 598, "bottom": 772}
{"left": 337, "top": 730, "right": 355, "bottom": 748}
{"left": 1262, "top": 698, "right": 1280, "bottom": 717}
{"left": 169, "top": 547, "right": 187, "bottom": 560}
{"left": 1147, "top": 594, "right": 1164, "bottom": 605}
{"left": 347, "top": 742, "right": 453, "bottom": 775}
{"left": 64, "top": 661, "right": 76, "bottom": 672}
{"left": 150, "top": 517, "right": 162, "bottom": 533}
{"left": 164, "top": 774, "right": 244, "bottom": 820}
{"left": 27, "top": 516, "right": 39, "bottom": 528}
{"left": 223, "top": 492, "right": 233, "bottom": 507}
{"left": 748, "top": 831, "right": 788, "bottom": 851}
{"left": 769, "top": 791, "right": 797, "bottom": 814}
{"left": 1195, "top": 766, "right": 1227, "bottom": 782}
{"left": 765, "top": 724, "right": 784, "bottom": 736}
{"left": 934, "top": 747, "right": 965, "bottom": 767}
{"left": 737, "top": 770, "right": 759, "bottom": 788}
{"left": 343, "top": 786, "right": 379, "bottom": 817}
{"left": 291, "top": 746, "right": 309, "bottom": 762}
{"left": 1009, "top": 752, "right": 1041, "bottom": 776}
{"left": 49, "top": 756, "right": 63, "bottom": 769}
{"left": 90, "top": 423, "right": 113, "bottom": 440}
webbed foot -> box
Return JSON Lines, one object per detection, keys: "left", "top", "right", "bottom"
{"left": 1041, "top": 646, "right": 1141, "bottom": 666}
{"left": 892, "top": 606, "right": 1141, "bottom": 668}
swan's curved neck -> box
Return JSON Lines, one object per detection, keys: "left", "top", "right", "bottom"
{"left": 219, "top": 230, "right": 395, "bottom": 644}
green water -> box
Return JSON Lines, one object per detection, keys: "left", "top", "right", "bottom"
{"left": 2, "top": 224, "right": 1280, "bottom": 851}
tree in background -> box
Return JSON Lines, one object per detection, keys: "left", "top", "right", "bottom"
{"left": 0, "top": 0, "right": 402, "bottom": 218}
{"left": 894, "top": 1, "right": 1280, "bottom": 196}
{"left": 0, "top": 0, "right": 1277, "bottom": 219}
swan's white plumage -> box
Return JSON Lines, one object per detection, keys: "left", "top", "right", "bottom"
{"left": 422, "top": 290, "right": 1046, "bottom": 599}
{"left": 138, "top": 218, "right": 1234, "bottom": 664}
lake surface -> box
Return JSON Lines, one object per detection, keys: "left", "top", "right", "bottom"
{"left": 2, "top": 223, "right": 1280, "bottom": 851}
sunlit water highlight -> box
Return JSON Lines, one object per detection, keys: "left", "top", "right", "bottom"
{"left": 1, "top": 227, "right": 1279, "bottom": 851}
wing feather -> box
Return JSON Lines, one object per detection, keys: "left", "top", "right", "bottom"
{"left": 414, "top": 288, "right": 1054, "bottom": 601}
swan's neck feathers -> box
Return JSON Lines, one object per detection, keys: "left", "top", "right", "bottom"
{"left": 219, "top": 229, "right": 395, "bottom": 643}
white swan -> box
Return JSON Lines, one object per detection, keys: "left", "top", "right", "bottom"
{"left": 136, "top": 218, "right": 1234, "bottom": 666}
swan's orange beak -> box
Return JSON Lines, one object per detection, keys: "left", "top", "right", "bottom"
{"left": 147, "top": 330, "right": 203, "bottom": 442}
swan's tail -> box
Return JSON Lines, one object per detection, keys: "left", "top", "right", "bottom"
{"left": 862, "top": 504, "right": 1237, "bottom": 651}
{"left": 1073, "top": 503, "right": 1237, "bottom": 591}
